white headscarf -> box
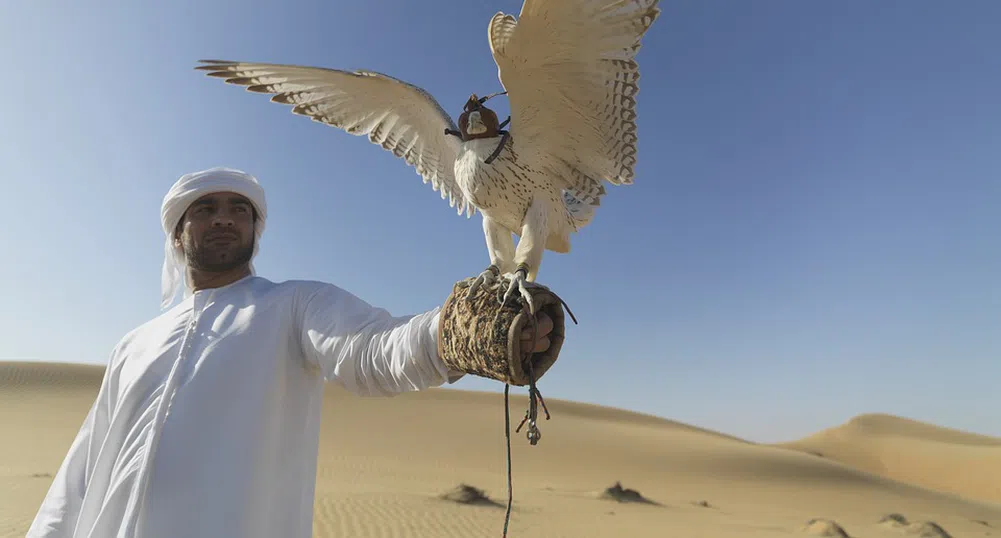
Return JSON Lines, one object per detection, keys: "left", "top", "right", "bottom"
{"left": 159, "top": 167, "right": 268, "bottom": 310}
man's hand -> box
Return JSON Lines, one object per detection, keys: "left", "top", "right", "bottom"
{"left": 520, "top": 311, "right": 554, "bottom": 354}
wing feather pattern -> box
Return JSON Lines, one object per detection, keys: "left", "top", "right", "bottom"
{"left": 488, "top": 0, "right": 659, "bottom": 191}
{"left": 195, "top": 60, "right": 472, "bottom": 217}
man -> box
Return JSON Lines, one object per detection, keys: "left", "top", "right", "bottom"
{"left": 27, "top": 167, "right": 556, "bottom": 538}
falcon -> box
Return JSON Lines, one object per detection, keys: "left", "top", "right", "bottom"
{"left": 196, "top": 0, "right": 660, "bottom": 311}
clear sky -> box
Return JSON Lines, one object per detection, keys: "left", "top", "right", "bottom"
{"left": 1, "top": 0, "right": 998, "bottom": 444}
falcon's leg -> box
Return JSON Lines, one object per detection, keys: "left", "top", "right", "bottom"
{"left": 502, "top": 198, "right": 547, "bottom": 314}
{"left": 466, "top": 215, "right": 515, "bottom": 299}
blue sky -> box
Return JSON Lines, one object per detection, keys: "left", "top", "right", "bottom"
{"left": 1, "top": 0, "right": 998, "bottom": 443}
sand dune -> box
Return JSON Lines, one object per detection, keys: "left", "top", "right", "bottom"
{"left": 778, "top": 413, "right": 1001, "bottom": 506}
{"left": 2, "top": 361, "right": 999, "bottom": 538}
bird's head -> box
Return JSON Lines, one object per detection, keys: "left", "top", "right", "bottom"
{"left": 458, "top": 93, "right": 501, "bottom": 140}
{"left": 464, "top": 94, "right": 482, "bottom": 113}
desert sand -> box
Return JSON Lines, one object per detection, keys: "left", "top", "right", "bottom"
{"left": 2, "top": 361, "right": 999, "bottom": 538}
{"left": 778, "top": 413, "right": 1001, "bottom": 508}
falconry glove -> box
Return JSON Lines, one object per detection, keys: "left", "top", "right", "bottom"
{"left": 437, "top": 275, "right": 572, "bottom": 388}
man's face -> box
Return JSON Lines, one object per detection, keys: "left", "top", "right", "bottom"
{"left": 174, "top": 191, "right": 257, "bottom": 273}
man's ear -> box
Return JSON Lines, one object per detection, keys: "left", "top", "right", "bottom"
{"left": 173, "top": 218, "right": 184, "bottom": 248}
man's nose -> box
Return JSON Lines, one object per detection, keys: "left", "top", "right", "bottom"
{"left": 212, "top": 213, "right": 235, "bottom": 226}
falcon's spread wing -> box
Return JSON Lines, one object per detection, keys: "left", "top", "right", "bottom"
{"left": 196, "top": 60, "right": 473, "bottom": 217}
{"left": 487, "top": 0, "right": 659, "bottom": 192}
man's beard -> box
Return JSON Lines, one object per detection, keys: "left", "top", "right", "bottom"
{"left": 182, "top": 234, "right": 255, "bottom": 272}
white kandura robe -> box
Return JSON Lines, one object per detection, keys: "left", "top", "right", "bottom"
{"left": 27, "top": 275, "right": 461, "bottom": 538}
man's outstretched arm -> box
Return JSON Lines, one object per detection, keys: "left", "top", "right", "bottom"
{"left": 296, "top": 282, "right": 463, "bottom": 396}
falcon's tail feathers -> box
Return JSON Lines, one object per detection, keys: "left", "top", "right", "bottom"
{"left": 562, "top": 186, "right": 603, "bottom": 228}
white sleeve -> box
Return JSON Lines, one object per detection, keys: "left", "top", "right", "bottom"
{"left": 296, "top": 282, "right": 464, "bottom": 396}
{"left": 27, "top": 357, "right": 115, "bottom": 537}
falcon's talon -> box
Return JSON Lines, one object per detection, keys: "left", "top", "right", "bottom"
{"left": 466, "top": 265, "right": 500, "bottom": 299}
{"left": 501, "top": 270, "right": 536, "bottom": 315}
